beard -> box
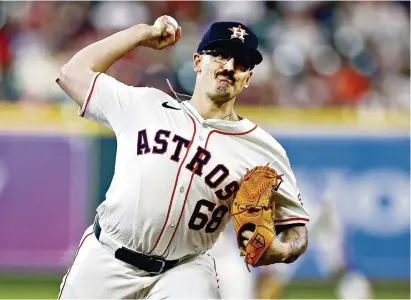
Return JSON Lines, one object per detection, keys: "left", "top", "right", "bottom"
{"left": 216, "top": 84, "right": 230, "bottom": 95}
{"left": 213, "top": 79, "right": 232, "bottom": 99}
{"left": 204, "top": 76, "right": 238, "bottom": 103}
{"left": 210, "top": 86, "right": 233, "bottom": 103}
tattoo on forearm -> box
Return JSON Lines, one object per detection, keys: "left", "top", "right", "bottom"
{"left": 280, "top": 225, "right": 308, "bottom": 263}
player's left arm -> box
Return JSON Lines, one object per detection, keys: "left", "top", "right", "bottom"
{"left": 244, "top": 153, "right": 309, "bottom": 266}
{"left": 261, "top": 223, "right": 308, "bottom": 265}
{"left": 241, "top": 221, "right": 308, "bottom": 266}
{"left": 276, "top": 223, "right": 308, "bottom": 264}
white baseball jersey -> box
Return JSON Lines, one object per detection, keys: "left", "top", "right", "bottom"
{"left": 79, "top": 72, "right": 309, "bottom": 261}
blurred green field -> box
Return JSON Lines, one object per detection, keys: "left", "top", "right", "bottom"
{"left": 0, "top": 274, "right": 409, "bottom": 299}
{"left": 281, "top": 279, "right": 410, "bottom": 299}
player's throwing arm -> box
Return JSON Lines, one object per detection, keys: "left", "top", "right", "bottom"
{"left": 56, "top": 15, "right": 181, "bottom": 107}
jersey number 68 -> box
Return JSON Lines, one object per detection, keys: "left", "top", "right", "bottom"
{"left": 188, "top": 199, "right": 229, "bottom": 233}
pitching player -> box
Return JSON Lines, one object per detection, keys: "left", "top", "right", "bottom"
{"left": 56, "top": 15, "right": 309, "bottom": 299}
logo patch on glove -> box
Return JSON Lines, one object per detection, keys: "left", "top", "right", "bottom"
{"left": 250, "top": 233, "right": 265, "bottom": 249}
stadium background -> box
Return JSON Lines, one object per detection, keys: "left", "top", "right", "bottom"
{"left": 0, "top": 1, "right": 409, "bottom": 299}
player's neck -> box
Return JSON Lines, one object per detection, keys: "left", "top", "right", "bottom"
{"left": 189, "top": 93, "right": 239, "bottom": 121}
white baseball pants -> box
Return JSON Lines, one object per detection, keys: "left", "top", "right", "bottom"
{"left": 58, "top": 226, "right": 221, "bottom": 299}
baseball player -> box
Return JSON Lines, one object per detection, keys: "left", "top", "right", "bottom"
{"left": 56, "top": 15, "right": 309, "bottom": 299}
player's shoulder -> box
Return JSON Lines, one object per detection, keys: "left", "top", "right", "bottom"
{"left": 139, "top": 87, "right": 179, "bottom": 104}
{"left": 251, "top": 126, "right": 287, "bottom": 157}
{"left": 98, "top": 73, "right": 178, "bottom": 104}
{"left": 129, "top": 83, "right": 181, "bottom": 106}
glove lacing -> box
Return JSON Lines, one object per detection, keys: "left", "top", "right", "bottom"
{"left": 231, "top": 166, "right": 284, "bottom": 271}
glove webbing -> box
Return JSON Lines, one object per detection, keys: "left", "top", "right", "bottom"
{"left": 230, "top": 173, "right": 283, "bottom": 217}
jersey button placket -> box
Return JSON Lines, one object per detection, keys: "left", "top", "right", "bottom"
{"left": 199, "top": 122, "right": 208, "bottom": 142}
{"left": 154, "top": 157, "right": 192, "bottom": 256}
{"left": 155, "top": 124, "right": 205, "bottom": 256}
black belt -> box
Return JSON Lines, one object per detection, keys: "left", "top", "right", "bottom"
{"left": 93, "top": 218, "right": 179, "bottom": 275}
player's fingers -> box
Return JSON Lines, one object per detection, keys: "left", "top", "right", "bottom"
{"left": 169, "top": 27, "right": 181, "bottom": 47}
{"left": 158, "top": 34, "right": 176, "bottom": 49}
{"left": 241, "top": 230, "right": 254, "bottom": 246}
{"left": 174, "top": 26, "right": 182, "bottom": 43}
{"left": 241, "top": 230, "right": 253, "bottom": 239}
{"left": 165, "top": 25, "right": 177, "bottom": 39}
{"left": 166, "top": 27, "right": 178, "bottom": 46}
{"left": 166, "top": 34, "right": 175, "bottom": 45}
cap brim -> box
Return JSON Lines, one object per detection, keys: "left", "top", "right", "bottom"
{"left": 204, "top": 39, "right": 263, "bottom": 66}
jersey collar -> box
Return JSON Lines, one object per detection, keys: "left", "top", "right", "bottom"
{"left": 181, "top": 101, "right": 257, "bottom": 134}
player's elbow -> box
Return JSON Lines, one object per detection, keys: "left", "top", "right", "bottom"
{"left": 56, "top": 64, "right": 69, "bottom": 88}
{"left": 56, "top": 63, "right": 76, "bottom": 92}
{"left": 56, "top": 64, "right": 95, "bottom": 107}
{"left": 55, "top": 64, "right": 78, "bottom": 105}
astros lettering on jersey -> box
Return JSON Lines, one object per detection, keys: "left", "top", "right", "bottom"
{"left": 79, "top": 72, "right": 309, "bottom": 261}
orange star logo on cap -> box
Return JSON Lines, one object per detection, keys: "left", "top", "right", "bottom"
{"left": 229, "top": 25, "right": 249, "bottom": 42}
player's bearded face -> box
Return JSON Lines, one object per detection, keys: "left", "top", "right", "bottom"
{"left": 197, "top": 54, "right": 252, "bottom": 102}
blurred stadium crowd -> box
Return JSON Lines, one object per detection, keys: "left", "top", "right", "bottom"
{"left": 0, "top": 1, "right": 408, "bottom": 109}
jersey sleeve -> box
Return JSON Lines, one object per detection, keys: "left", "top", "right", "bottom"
{"left": 269, "top": 154, "right": 310, "bottom": 226}
{"left": 78, "top": 72, "right": 151, "bottom": 134}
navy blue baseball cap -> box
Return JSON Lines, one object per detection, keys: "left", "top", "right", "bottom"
{"left": 197, "top": 21, "right": 263, "bottom": 66}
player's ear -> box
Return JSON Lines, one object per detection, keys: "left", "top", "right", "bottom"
{"left": 244, "top": 71, "right": 253, "bottom": 88}
{"left": 193, "top": 53, "right": 202, "bottom": 73}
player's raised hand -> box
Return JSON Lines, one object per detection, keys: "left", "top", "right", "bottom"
{"left": 139, "top": 15, "right": 182, "bottom": 50}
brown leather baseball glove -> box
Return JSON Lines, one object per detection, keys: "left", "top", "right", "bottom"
{"left": 231, "top": 164, "right": 283, "bottom": 270}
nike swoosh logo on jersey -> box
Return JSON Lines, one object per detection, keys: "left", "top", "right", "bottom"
{"left": 162, "top": 102, "right": 181, "bottom": 110}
